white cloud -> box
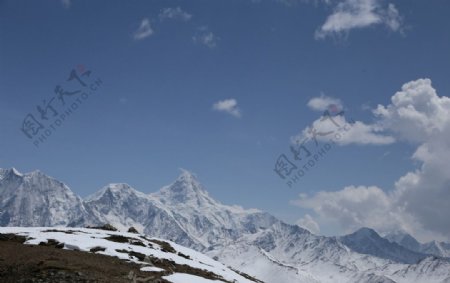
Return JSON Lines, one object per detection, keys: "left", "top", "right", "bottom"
{"left": 292, "top": 116, "right": 395, "bottom": 145}
{"left": 374, "top": 78, "right": 450, "bottom": 143}
{"left": 307, "top": 94, "right": 343, "bottom": 112}
{"left": 296, "top": 214, "right": 321, "bottom": 234}
{"left": 159, "top": 7, "right": 192, "bottom": 21}
{"left": 133, "top": 18, "right": 153, "bottom": 40}
{"left": 383, "top": 3, "right": 402, "bottom": 32}
{"left": 293, "top": 95, "right": 394, "bottom": 146}
{"left": 212, "top": 99, "right": 242, "bottom": 118}
{"left": 375, "top": 78, "right": 450, "bottom": 239}
{"left": 292, "top": 78, "right": 450, "bottom": 242}
{"left": 293, "top": 186, "right": 408, "bottom": 234}
{"left": 193, "top": 27, "right": 219, "bottom": 48}
{"left": 337, "top": 120, "right": 395, "bottom": 145}
{"left": 315, "top": 0, "right": 403, "bottom": 39}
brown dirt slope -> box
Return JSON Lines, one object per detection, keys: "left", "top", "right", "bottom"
{"left": 0, "top": 236, "right": 168, "bottom": 283}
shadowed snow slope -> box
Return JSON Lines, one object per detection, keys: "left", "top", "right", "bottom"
{"left": 340, "top": 227, "right": 429, "bottom": 264}
{"left": 0, "top": 168, "right": 88, "bottom": 227}
{"left": 385, "top": 230, "right": 450, "bottom": 258}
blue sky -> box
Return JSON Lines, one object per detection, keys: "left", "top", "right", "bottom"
{"left": 1, "top": 0, "right": 450, "bottom": 241}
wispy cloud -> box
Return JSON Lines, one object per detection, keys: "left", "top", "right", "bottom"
{"left": 315, "top": 0, "right": 403, "bottom": 39}
{"left": 131, "top": 9, "right": 219, "bottom": 48}
{"left": 212, "top": 99, "right": 242, "bottom": 118}
{"left": 159, "top": 7, "right": 192, "bottom": 22}
{"left": 193, "top": 27, "right": 219, "bottom": 48}
{"left": 133, "top": 18, "right": 153, "bottom": 40}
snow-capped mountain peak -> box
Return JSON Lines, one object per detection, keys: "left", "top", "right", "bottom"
{"left": 154, "top": 169, "right": 217, "bottom": 207}
{"left": 385, "top": 231, "right": 450, "bottom": 258}
{"left": 349, "top": 227, "right": 379, "bottom": 238}
{"left": 0, "top": 167, "right": 23, "bottom": 180}
{"left": 0, "top": 168, "right": 88, "bottom": 227}
{"left": 85, "top": 183, "right": 148, "bottom": 202}
{"left": 385, "top": 230, "right": 423, "bottom": 252}
{"left": 340, "top": 227, "right": 429, "bottom": 264}
{"left": 9, "top": 167, "right": 23, "bottom": 177}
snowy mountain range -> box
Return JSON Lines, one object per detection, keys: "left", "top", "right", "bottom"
{"left": 1, "top": 167, "right": 450, "bottom": 283}
{"left": 385, "top": 230, "right": 450, "bottom": 258}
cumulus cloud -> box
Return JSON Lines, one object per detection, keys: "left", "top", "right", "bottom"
{"left": 292, "top": 78, "right": 450, "bottom": 242}
{"left": 293, "top": 116, "right": 395, "bottom": 145}
{"left": 292, "top": 186, "right": 412, "bottom": 234}
{"left": 375, "top": 79, "right": 450, "bottom": 238}
{"left": 315, "top": 0, "right": 402, "bottom": 39}
{"left": 307, "top": 94, "right": 343, "bottom": 112}
{"left": 133, "top": 18, "right": 153, "bottom": 40}
{"left": 293, "top": 95, "right": 394, "bottom": 146}
{"left": 212, "top": 99, "right": 242, "bottom": 118}
{"left": 193, "top": 27, "right": 219, "bottom": 48}
{"left": 159, "top": 7, "right": 192, "bottom": 21}
{"left": 374, "top": 79, "right": 450, "bottom": 143}
{"left": 296, "top": 214, "right": 321, "bottom": 234}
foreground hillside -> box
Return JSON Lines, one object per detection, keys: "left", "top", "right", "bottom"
{"left": 0, "top": 226, "right": 261, "bottom": 283}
